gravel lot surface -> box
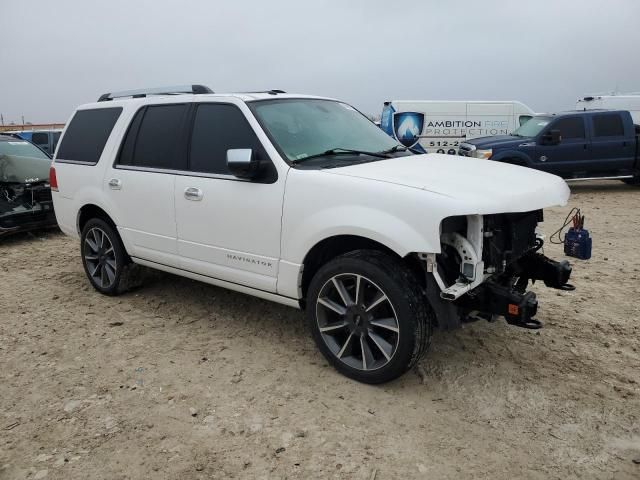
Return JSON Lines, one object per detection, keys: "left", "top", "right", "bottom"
{"left": 1, "top": 181, "right": 639, "bottom": 479}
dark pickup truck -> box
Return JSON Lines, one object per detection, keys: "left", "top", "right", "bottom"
{"left": 458, "top": 110, "right": 640, "bottom": 185}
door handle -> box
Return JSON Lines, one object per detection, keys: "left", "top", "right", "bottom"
{"left": 108, "top": 178, "right": 122, "bottom": 190}
{"left": 184, "top": 187, "right": 203, "bottom": 201}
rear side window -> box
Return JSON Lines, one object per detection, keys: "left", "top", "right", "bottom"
{"left": 118, "top": 104, "right": 188, "bottom": 170}
{"left": 189, "top": 104, "right": 263, "bottom": 174}
{"left": 592, "top": 114, "right": 625, "bottom": 137}
{"left": 553, "top": 117, "right": 585, "bottom": 139}
{"left": 56, "top": 108, "right": 122, "bottom": 164}
{"left": 32, "top": 132, "right": 49, "bottom": 146}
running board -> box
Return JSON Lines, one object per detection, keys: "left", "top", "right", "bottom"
{"left": 565, "top": 175, "right": 633, "bottom": 182}
{"left": 130, "top": 256, "right": 301, "bottom": 309}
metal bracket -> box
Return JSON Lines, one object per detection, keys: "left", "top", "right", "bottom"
{"left": 417, "top": 252, "right": 447, "bottom": 291}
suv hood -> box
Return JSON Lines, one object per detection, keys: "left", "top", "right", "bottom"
{"left": 465, "top": 135, "right": 533, "bottom": 149}
{"left": 323, "top": 153, "right": 569, "bottom": 213}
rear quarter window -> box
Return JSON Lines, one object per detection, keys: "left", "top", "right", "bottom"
{"left": 56, "top": 108, "right": 122, "bottom": 164}
{"left": 592, "top": 114, "right": 625, "bottom": 137}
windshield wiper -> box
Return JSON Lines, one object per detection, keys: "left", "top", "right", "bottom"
{"left": 378, "top": 145, "right": 408, "bottom": 154}
{"left": 292, "top": 148, "right": 390, "bottom": 164}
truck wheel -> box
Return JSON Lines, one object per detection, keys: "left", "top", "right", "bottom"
{"left": 306, "top": 250, "right": 433, "bottom": 383}
{"left": 622, "top": 176, "right": 640, "bottom": 186}
{"left": 80, "top": 218, "right": 135, "bottom": 296}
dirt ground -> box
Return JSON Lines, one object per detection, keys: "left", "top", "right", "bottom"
{"left": 1, "top": 180, "right": 639, "bottom": 480}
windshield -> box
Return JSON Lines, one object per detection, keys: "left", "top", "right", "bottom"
{"left": 0, "top": 139, "right": 49, "bottom": 159}
{"left": 511, "top": 116, "right": 551, "bottom": 137}
{"left": 250, "top": 99, "right": 399, "bottom": 162}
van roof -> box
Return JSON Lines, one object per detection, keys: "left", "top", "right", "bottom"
{"left": 578, "top": 93, "right": 640, "bottom": 101}
{"left": 536, "top": 109, "right": 629, "bottom": 117}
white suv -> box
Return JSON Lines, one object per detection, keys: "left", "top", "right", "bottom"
{"left": 51, "top": 85, "right": 574, "bottom": 383}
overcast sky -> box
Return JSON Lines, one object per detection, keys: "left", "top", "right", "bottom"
{"left": 1, "top": 0, "right": 639, "bottom": 124}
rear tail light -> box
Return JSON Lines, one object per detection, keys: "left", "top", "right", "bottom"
{"left": 49, "top": 165, "right": 58, "bottom": 192}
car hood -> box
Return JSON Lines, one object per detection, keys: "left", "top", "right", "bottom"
{"left": 0, "top": 154, "right": 51, "bottom": 184}
{"left": 323, "top": 153, "right": 569, "bottom": 213}
{"left": 465, "top": 135, "right": 533, "bottom": 149}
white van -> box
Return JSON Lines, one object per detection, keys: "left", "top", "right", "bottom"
{"left": 576, "top": 94, "right": 640, "bottom": 124}
{"left": 380, "top": 100, "right": 536, "bottom": 154}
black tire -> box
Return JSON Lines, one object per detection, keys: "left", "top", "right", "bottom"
{"left": 80, "top": 218, "right": 134, "bottom": 295}
{"left": 622, "top": 176, "right": 640, "bottom": 186}
{"left": 306, "top": 250, "right": 433, "bottom": 384}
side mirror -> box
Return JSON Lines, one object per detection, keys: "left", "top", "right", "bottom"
{"left": 541, "top": 129, "right": 562, "bottom": 146}
{"left": 226, "top": 149, "right": 259, "bottom": 179}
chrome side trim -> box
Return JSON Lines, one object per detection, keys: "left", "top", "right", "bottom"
{"left": 53, "top": 159, "right": 98, "bottom": 166}
{"left": 113, "top": 164, "right": 250, "bottom": 182}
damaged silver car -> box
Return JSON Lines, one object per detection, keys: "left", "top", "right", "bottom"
{"left": 0, "top": 134, "right": 57, "bottom": 237}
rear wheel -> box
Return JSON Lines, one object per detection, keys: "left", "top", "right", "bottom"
{"left": 622, "top": 176, "right": 640, "bottom": 186}
{"left": 306, "top": 250, "right": 433, "bottom": 384}
{"left": 80, "top": 218, "right": 132, "bottom": 295}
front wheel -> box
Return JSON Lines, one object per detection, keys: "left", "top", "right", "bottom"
{"left": 306, "top": 250, "right": 433, "bottom": 384}
{"left": 622, "top": 176, "right": 640, "bottom": 186}
{"left": 80, "top": 218, "right": 131, "bottom": 295}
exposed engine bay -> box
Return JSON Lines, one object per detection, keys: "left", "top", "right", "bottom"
{"left": 0, "top": 148, "right": 57, "bottom": 236}
{"left": 425, "top": 210, "right": 573, "bottom": 330}
{"left": 0, "top": 180, "right": 56, "bottom": 235}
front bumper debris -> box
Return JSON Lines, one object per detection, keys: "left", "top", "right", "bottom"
{"left": 0, "top": 208, "right": 57, "bottom": 236}
{"left": 455, "top": 251, "right": 573, "bottom": 329}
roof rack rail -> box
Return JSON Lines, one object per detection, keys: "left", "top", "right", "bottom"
{"left": 239, "top": 89, "right": 286, "bottom": 95}
{"left": 97, "top": 84, "right": 213, "bottom": 102}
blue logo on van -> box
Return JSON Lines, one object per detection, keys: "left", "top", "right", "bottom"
{"left": 393, "top": 112, "right": 424, "bottom": 148}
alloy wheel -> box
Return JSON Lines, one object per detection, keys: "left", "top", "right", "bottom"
{"left": 315, "top": 273, "right": 400, "bottom": 371}
{"left": 83, "top": 227, "right": 117, "bottom": 289}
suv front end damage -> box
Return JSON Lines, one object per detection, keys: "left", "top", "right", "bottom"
{"left": 0, "top": 150, "right": 57, "bottom": 237}
{"left": 0, "top": 180, "right": 56, "bottom": 236}
{"left": 426, "top": 211, "right": 573, "bottom": 329}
